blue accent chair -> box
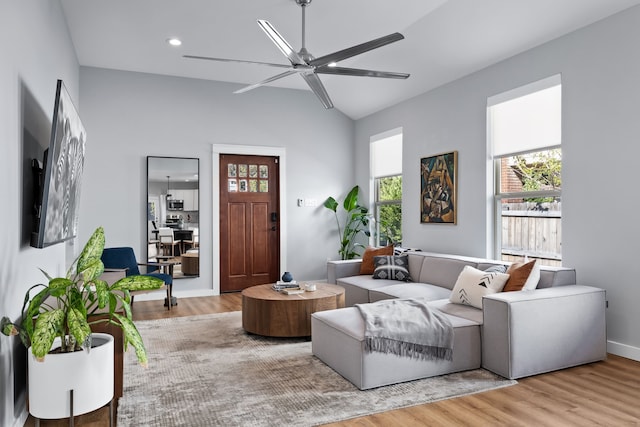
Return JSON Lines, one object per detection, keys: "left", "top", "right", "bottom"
{"left": 101, "top": 247, "right": 174, "bottom": 310}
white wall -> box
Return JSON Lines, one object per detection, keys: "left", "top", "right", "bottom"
{"left": 355, "top": 6, "right": 640, "bottom": 360}
{"left": 0, "top": 2, "right": 80, "bottom": 426}
{"left": 78, "top": 67, "right": 355, "bottom": 295}
{"left": 5, "top": 4, "right": 640, "bottom": 426}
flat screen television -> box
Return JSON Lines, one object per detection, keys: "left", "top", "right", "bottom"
{"left": 31, "top": 79, "right": 86, "bottom": 248}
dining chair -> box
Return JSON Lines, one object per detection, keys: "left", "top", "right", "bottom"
{"left": 182, "top": 227, "right": 199, "bottom": 253}
{"left": 148, "top": 221, "right": 160, "bottom": 250}
{"left": 158, "top": 227, "right": 181, "bottom": 256}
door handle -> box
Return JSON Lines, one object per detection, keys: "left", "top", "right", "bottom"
{"left": 271, "top": 226, "right": 277, "bottom": 231}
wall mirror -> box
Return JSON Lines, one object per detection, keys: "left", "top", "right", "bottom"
{"left": 147, "top": 156, "right": 200, "bottom": 278}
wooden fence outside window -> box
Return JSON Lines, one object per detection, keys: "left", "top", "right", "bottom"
{"left": 501, "top": 202, "right": 561, "bottom": 267}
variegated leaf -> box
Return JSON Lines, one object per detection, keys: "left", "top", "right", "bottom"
{"left": 94, "top": 279, "right": 109, "bottom": 309}
{"left": 112, "top": 275, "right": 163, "bottom": 292}
{"left": 31, "top": 309, "right": 65, "bottom": 361}
{"left": 113, "top": 313, "right": 148, "bottom": 367}
{"left": 1, "top": 317, "right": 18, "bottom": 336}
{"left": 121, "top": 297, "right": 132, "bottom": 320}
{"left": 77, "top": 227, "right": 105, "bottom": 273}
{"left": 80, "top": 258, "right": 105, "bottom": 282}
{"left": 68, "top": 287, "right": 87, "bottom": 318}
{"left": 48, "top": 278, "right": 73, "bottom": 298}
{"left": 67, "top": 308, "right": 91, "bottom": 346}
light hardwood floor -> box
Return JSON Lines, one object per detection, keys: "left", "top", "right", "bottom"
{"left": 26, "top": 294, "right": 640, "bottom": 426}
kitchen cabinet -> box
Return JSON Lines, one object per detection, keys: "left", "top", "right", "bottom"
{"left": 178, "top": 190, "right": 198, "bottom": 211}
{"left": 170, "top": 189, "right": 184, "bottom": 203}
{"left": 170, "top": 189, "right": 198, "bottom": 211}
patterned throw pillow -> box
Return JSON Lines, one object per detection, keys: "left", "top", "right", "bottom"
{"left": 372, "top": 255, "right": 412, "bottom": 282}
{"left": 449, "top": 265, "right": 510, "bottom": 309}
{"left": 360, "top": 245, "right": 394, "bottom": 275}
{"left": 484, "top": 264, "right": 508, "bottom": 274}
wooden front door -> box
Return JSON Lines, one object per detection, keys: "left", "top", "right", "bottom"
{"left": 219, "top": 154, "right": 280, "bottom": 292}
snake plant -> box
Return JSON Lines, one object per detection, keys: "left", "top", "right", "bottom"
{"left": 1, "top": 226, "right": 163, "bottom": 367}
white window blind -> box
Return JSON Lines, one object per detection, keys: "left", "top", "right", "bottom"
{"left": 489, "top": 75, "right": 561, "bottom": 156}
{"left": 371, "top": 133, "right": 402, "bottom": 178}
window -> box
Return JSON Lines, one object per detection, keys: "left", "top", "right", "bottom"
{"left": 371, "top": 130, "right": 402, "bottom": 246}
{"left": 488, "top": 76, "right": 562, "bottom": 266}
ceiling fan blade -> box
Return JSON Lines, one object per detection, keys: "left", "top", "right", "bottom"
{"left": 234, "top": 70, "right": 299, "bottom": 94}
{"left": 309, "top": 33, "right": 405, "bottom": 68}
{"left": 316, "top": 66, "right": 409, "bottom": 79}
{"left": 257, "top": 20, "right": 306, "bottom": 66}
{"left": 300, "top": 73, "right": 333, "bottom": 109}
{"left": 183, "top": 55, "right": 291, "bottom": 69}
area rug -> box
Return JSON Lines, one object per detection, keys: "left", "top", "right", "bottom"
{"left": 117, "top": 312, "right": 516, "bottom": 426}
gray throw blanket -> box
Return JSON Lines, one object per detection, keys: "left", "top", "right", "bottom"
{"left": 356, "top": 298, "right": 453, "bottom": 361}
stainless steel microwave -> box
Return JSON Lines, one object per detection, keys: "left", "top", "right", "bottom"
{"left": 167, "top": 199, "right": 184, "bottom": 210}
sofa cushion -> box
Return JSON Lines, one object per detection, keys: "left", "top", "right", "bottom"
{"left": 337, "top": 275, "right": 398, "bottom": 306}
{"left": 359, "top": 245, "right": 394, "bottom": 275}
{"left": 368, "top": 283, "right": 452, "bottom": 303}
{"left": 417, "top": 256, "right": 478, "bottom": 290}
{"left": 537, "top": 266, "right": 576, "bottom": 288}
{"left": 311, "top": 306, "right": 482, "bottom": 390}
{"left": 372, "top": 255, "right": 411, "bottom": 282}
{"left": 449, "top": 266, "right": 509, "bottom": 309}
{"left": 428, "top": 299, "right": 484, "bottom": 325}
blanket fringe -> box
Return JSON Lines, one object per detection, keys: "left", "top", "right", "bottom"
{"left": 363, "top": 337, "right": 453, "bottom": 362}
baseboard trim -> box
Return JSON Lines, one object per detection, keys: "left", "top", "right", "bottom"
{"left": 132, "top": 289, "right": 218, "bottom": 302}
{"left": 607, "top": 340, "right": 640, "bottom": 362}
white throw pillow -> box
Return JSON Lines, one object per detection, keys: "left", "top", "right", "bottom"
{"left": 523, "top": 262, "right": 541, "bottom": 290}
{"left": 449, "top": 266, "right": 510, "bottom": 309}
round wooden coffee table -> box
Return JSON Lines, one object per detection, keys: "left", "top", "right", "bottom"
{"left": 241, "top": 283, "right": 345, "bottom": 337}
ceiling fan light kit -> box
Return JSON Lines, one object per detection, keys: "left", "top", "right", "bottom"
{"left": 184, "top": 0, "right": 409, "bottom": 109}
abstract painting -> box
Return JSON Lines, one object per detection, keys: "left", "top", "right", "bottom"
{"left": 420, "top": 151, "right": 457, "bottom": 224}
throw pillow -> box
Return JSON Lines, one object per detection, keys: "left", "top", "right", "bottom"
{"left": 484, "top": 264, "right": 508, "bottom": 274}
{"left": 449, "top": 265, "right": 510, "bottom": 309}
{"left": 372, "top": 255, "right": 412, "bottom": 282}
{"left": 503, "top": 260, "right": 539, "bottom": 292}
{"left": 360, "top": 245, "right": 394, "bottom": 275}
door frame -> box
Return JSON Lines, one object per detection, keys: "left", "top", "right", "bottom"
{"left": 211, "top": 144, "right": 287, "bottom": 295}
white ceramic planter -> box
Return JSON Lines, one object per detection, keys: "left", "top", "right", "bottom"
{"left": 28, "top": 332, "right": 114, "bottom": 419}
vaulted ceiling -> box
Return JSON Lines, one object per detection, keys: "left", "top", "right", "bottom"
{"left": 61, "top": 0, "right": 640, "bottom": 119}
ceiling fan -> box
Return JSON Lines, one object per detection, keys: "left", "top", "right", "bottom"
{"left": 183, "top": 0, "right": 410, "bottom": 109}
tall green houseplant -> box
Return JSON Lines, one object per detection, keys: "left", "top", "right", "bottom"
{"left": 1, "top": 226, "right": 163, "bottom": 367}
{"left": 324, "top": 185, "right": 371, "bottom": 260}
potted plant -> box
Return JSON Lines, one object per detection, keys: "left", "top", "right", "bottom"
{"left": 1, "top": 226, "right": 163, "bottom": 419}
{"left": 323, "top": 185, "right": 371, "bottom": 260}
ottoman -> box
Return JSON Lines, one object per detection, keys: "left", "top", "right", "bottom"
{"left": 181, "top": 251, "right": 199, "bottom": 276}
{"left": 311, "top": 306, "right": 481, "bottom": 390}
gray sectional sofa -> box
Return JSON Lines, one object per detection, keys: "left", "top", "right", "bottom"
{"left": 311, "top": 251, "right": 607, "bottom": 390}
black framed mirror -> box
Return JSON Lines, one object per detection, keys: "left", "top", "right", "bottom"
{"left": 147, "top": 156, "right": 200, "bottom": 278}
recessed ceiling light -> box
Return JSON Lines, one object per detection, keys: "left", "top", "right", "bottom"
{"left": 327, "top": 62, "right": 337, "bottom": 67}
{"left": 167, "top": 38, "right": 182, "bottom": 47}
